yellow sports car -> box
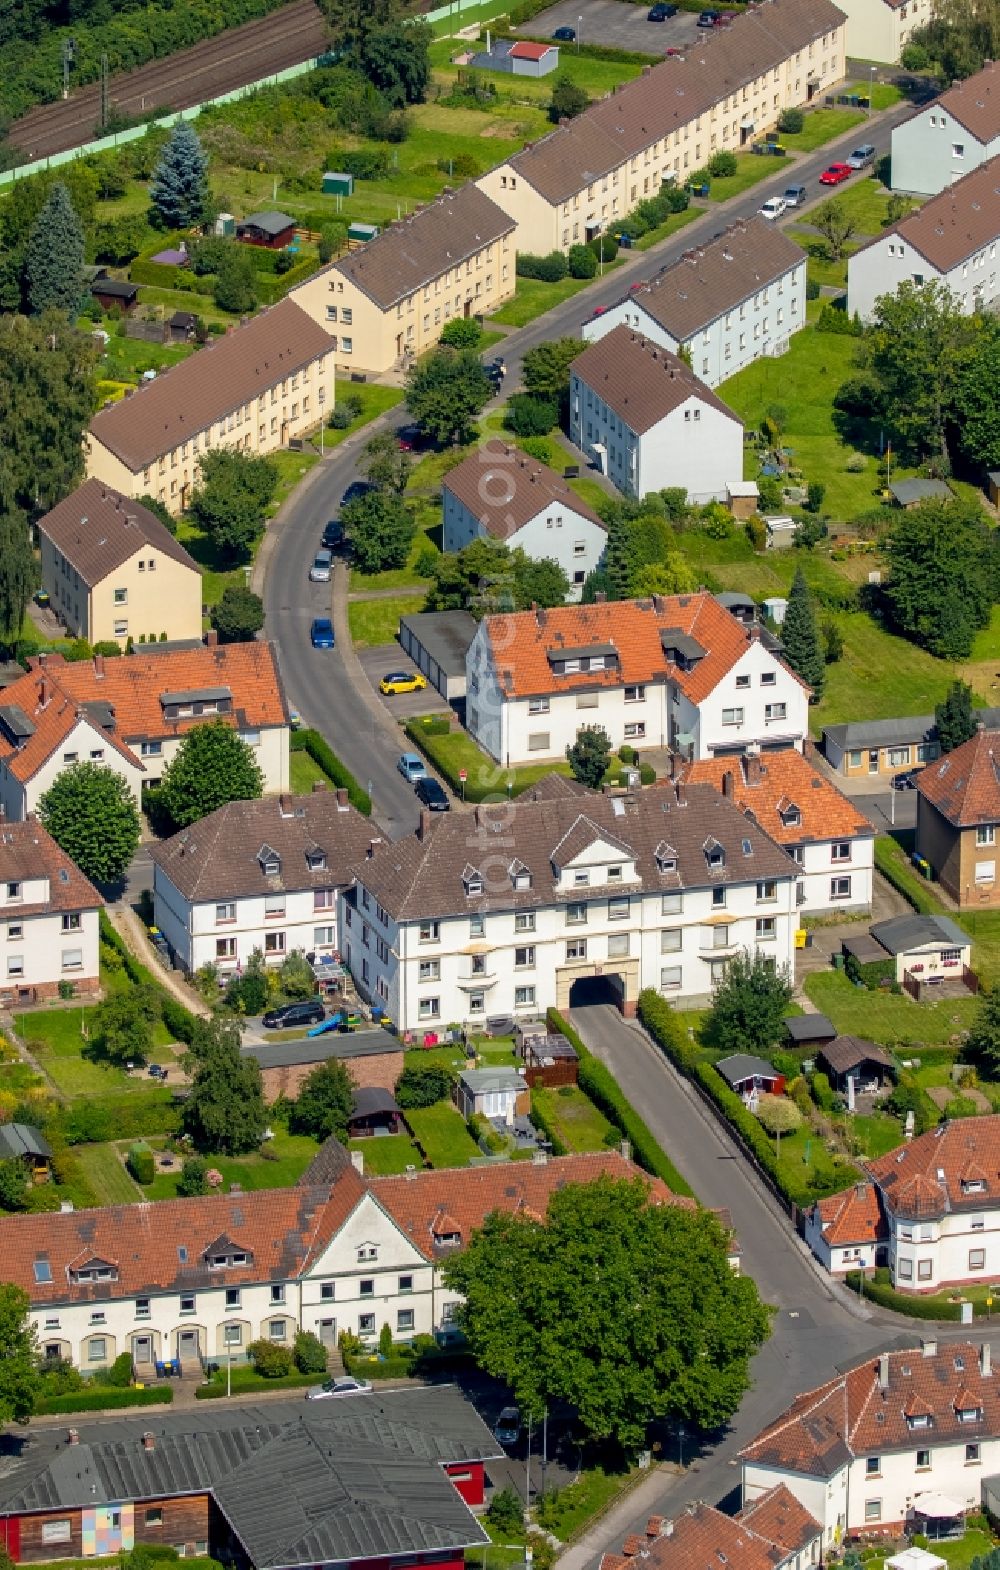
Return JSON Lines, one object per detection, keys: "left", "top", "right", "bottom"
{"left": 379, "top": 670, "right": 428, "bottom": 695}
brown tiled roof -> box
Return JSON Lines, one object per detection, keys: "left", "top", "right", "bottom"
{"left": 499, "top": 0, "right": 845, "bottom": 203}
{"left": 735, "top": 1484, "right": 823, "bottom": 1555}
{"left": 811, "top": 1181, "right": 884, "bottom": 1246}
{"left": 742, "top": 1342, "right": 1000, "bottom": 1473}
{"left": 328, "top": 186, "right": 514, "bottom": 310}
{"left": 150, "top": 791, "right": 373, "bottom": 902}
{"left": 0, "top": 816, "right": 103, "bottom": 918}
{"left": 853, "top": 155, "right": 1000, "bottom": 273}
{"left": 818, "top": 1035, "right": 894, "bottom": 1077}
{"left": 89, "top": 300, "right": 334, "bottom": 472}
{"left": 482, "top": 592, "right": 783, "bottom": 704}
{"left": 37, "top": 479, "right": 199, "bottom": 587}
{"left": 607, "top": 1498, "right": 817, "bottom": 1570}
{"left": 352, "top": 776, "right": 797, "bottom": 923}
{"left": 680, "top": 749, "right": 873, "bottom": 849}
{"left": 442, "top": 440, "right": 605, "bottom": 541}
{"left": 930, "top": 60, "right": 1000, "bottom": 141}
{"left": 370, "top": 1151, "right": 690, "bottom": 1259}
{"left": 571, "top": 327, "right": 741, "bottom": 434}
{"left": 917, "top": 727, "right": 1000, "bottom": 827}
{"left": 607, "top": 219, "right": 806, "bottom": 343}
{"left": 0, "top": 644, "right": 288, "bottom": 784}
{"left": 866, "top": 1114, "right": 1000, "bottom": 1219}
{"left": 6, "top": 1167, "right": 367, "bottom": 1306}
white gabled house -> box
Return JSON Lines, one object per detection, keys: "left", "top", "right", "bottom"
{"left": 892, "top": 61, "right": 1000, "bottom": 196}
{"left": 0, "top": 818, "right": 103, "bottom": 1005}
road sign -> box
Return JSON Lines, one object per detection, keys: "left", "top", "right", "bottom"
{"left": 459, "top": 769, "right": 467, "bottom": 781}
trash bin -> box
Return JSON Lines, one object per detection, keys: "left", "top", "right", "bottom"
{"left": 833, "top": 953, "right": 845, "bottom": 971}
{"left": 795, "top": 928, "right": 807, "bottom": 950}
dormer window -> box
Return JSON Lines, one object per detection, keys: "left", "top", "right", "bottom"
{"left": 510, "top": 859, "right": 531, "bottom": 891}
{"left": 71, "top": 1257, "right": 119, "bottom": 1284}
{"left": 462, "top": 864, "right": 484, "bottom": 896}
{"left": 957, "top": 1403, "right": 982, "bottom": 1423}
{"left": 258, "top": 844, "right": 281, "bottom": 877}
{"left": 907, "top": 1413, "right": 931, "bottom": 1429}
{"left": 704, "top": 838, "right": 725, "bottom": 869}
{"left": 962, "top": 1178, "right": 986, "bottom": 1193}
{"left": 778, "top": 796, "right": 801, "bottom": 827}
{"left": 654, "top": 841, "right": 677, "bottom": 874}
{"left": 306, "top": 847, "right": 327, "bottom": 872}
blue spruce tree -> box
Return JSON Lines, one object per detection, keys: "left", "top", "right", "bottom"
{"left": 150, "top": 122, "right": 210, "bottom": 228}
{"left": 25, "top": 183, "right": 85, "bottom": 317}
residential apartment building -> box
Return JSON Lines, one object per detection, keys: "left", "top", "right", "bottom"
{"left": 806, "top": 1116, "right": 1000, "bottom": 1292}
{"left": 598, "top": 1491, "right": 822, "bottom": 1570}
{"left": 290, "top": 187, "right": 516, "bottom": 375}
{"left": 915, "top": 727, "right": 1000, "bottom": 907}
{"left": 150, "top": 789, "right": 372, "bottom": 975}
{"left": 581, "top": 218, "right": 807, "bottom": 387}
{"left": 741, "top": 1340, "right": 1000, "bottom": 1541}
{"left": 476, "top": 0, "right": 846, "bottom": 253}
{"left": 36, "top": 480, "right": 203, "bottom": 648}
{"left": 342, "top": 773, "right": 799, "bottom": 1025}
{"left": 465, "top": 594, "right": 809, "bottom": 767}
{"left": 442, "top": 440, "right": 606, "bottom": 600}
{"left": 848, "top": 156, "right": 1000, "bottom": 320}
{"left": 832, "top": 0, "right": 931, "bottom": 63}
{"left": 0, "top": 817, "right": 102, "bottom": 1005}
{"left": 892, "top": 61, "right": 1000, "bottom": 195}
{"left": 569, "top": 329, "right": 744, "bottom": 500}
{"left": 86, "top": 300, "right": 336, "bottom": 515}
{"left": 680, "top": 747, "right": 875, "bottom": 915}
{"left": 0, "top": 641, "right": 289, "bottom": 821}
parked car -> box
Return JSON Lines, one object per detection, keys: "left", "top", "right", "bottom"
{"left": 321, "top": 520, "right": 343, "bottom": 549}
{"left": 553, "top": 24, "right": 575, "bottom": 39}
{"left": 712, "top": 13, "right": 733, "bottom": 25}
{"left": 846, "top": 143, "right": 876, "bottom": 169}
{"left": 311, "top": 617, "right": 335, "bottom": 648}
{"left": 307, "top": 1376, "right": 373, "bottom": 1401}
{"left": 262, "top": 1000, "right": 326, "bottom": 1030}
{"left": 397, "top": 752, "right": 428, "bottom": 783}
{"left": 891, "top": 769, "right": 922, "bottom": 791}
{"left": 648, "top": 4, "right": 677, "bottom": 19}
{"left": 783, "top": 184, "right": 807, "bottom": 207}
{"left": 379, "top": 670, "right": 428, "bottom": 695}
{"left": 485, "top": 357, "right": 506, "bottom": 388}
{"left": 309, "top": 549, "right": 333, "bottom": 583}
{"left": 494, "top": 1407, "right": 522, "bottom": 1446}
{"left": 664, "top": 44, "right": 683, "bottom": 53}
{"left": 415, "top": 776, "right": 450, "bottom": 812}
{"left": 396, "top": 424, "right": 430, "bottom": 452}
{"left": 819, "top": 162, "right": 852, "bottom": 185}
{"left": 147, "top": 1064, "right": 168, "bottom": 1080}
{"left": 759, "top": 195, "right": 787, "bottom": 220}
{"left": 342, "top": 480, "right": 372, "bottom": 505}
{"left": 697, "top": 9, "right": 719, "bottom": 23}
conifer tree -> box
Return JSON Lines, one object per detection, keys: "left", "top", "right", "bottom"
{"left": 24, "top": 183, "right": 85, "bottom": 317}
{"left": 781, "top": 567, "right": 824, "bottom": 697}
{"left": 150, "top": 122, "right": 210, "bottom": 228}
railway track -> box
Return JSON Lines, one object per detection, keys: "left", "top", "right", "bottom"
{"left": 7, "top": 0, "right": 328, "bottom": 161}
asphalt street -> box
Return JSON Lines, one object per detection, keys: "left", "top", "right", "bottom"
{"left": 263, "top": 101, "right": 917, "bottom": 838}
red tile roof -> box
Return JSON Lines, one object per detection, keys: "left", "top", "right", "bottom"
{"left": 510, "top": 41, "right": 551, "bottom": 59}
{"left": 916, "top": 727, "right": 1000, "bottom": 827}
{"left": 571, "top": 327, "right": 742, "bottom": 434}
{"left": 602, "top": 1495, "right": 820, "bottom": 1570}
{"left": 482, "top": 592, "right": 784, "bottom": 703}
{"left": 742, "top": 1342, "right": 1000, "bottom": 1474}
{"left": 735, "top": 1484, "right": 823, "bottom": 1555}
{"left": 811, "top": 1182, "right": 884, "bottom": 1246}
{"left": 680, "top": 749, "right": 873, "bottom": 848}
{"left": 865, "top": 1114, "right": 1000, "bottom": 1220}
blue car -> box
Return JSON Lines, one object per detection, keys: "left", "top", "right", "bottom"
{"left": 311, "top": 617, "right": 335, "bottom": 648}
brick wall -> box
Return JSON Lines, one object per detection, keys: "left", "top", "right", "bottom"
{"left": 260, "top": 1050, "right": 404, "bottom": 1104}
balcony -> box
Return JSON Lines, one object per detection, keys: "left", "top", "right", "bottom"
{"left": 457, "top": 972, "right": 498, "bottom": 990}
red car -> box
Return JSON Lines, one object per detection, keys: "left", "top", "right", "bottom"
{"left": 819, "top": 162, "right": 852, "bottom": 185}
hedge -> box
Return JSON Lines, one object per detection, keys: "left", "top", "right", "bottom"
{"left": 291, "top": 729, "right": 371, "bottom": 815}
{"left": 845, "top": 1269, "right": 963, "bottom": 1321}
{"left": 36, "top": 1385, "right": 173, "bottom": 1415}
{"left": 873, "top": 838, "right": 941, "bottom": 916}
{"left": 130, "top": 258, "right": 214, "bottom": 293}
{"left": 546, "top": 1009, "right": 694, "bottom": 1197}
{"left": 255, "top": 256, "right": 320, "bottom": 304}
{"left": 99, "top": 910, "right": 199, "bottom": 1043}
{"left": 527, "top": 1100, "right": 569, "bottom": 1157}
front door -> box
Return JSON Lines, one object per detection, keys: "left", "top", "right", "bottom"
{"left": 868, "top": 749, "right": 879, "bottom": 774}
{"left": 178, "top": 1330, "right": 199, "bottom": 1357}
{"left": 319, "top": 1318, "right": 337, "bottom": 1347}
{"left": 133, "top": 1335, "right": 153, "bottom": 1366}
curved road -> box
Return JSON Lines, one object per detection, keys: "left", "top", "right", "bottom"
{"left": 263, "top": 99, "right": 918, "bottom": 838}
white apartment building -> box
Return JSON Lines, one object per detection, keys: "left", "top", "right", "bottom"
{"left": 581, "top": 218, "right": 807, "bottom": 387}
{"left": 569, "top": 329, "right": 744, "bottom": 500}
{"left": 892, "top": 62, "right": 1000, "bottom": 196}
{"left": 0, "top": 818, "right": 102, "bottom": 1005}
{"left": 477, "top": 0, "right": 846, "bottom": 253}
{"left": 466, "top": 594, "right": 809, "bottom": 768}
{"left": 342, "top": 773, "right": 799, "bottom": 1026}
{"left": 848, "top": 156, "right": 1000, "bottom": 320}
{"left": 832, "top": 0, "right": 930, "bottom": 63}
{"left": 150, "top": 789, "right": 372, "bottom": 976}
{"left": 741, "top": 1340, "right": 1000, "bottom": 1542}
{"left": 0, "top": 641, "right": 289, "bottom": 821}
{"left": 442, "top": 440, "right": 607, "bottom": 601}
{"left": 682, "top": 748, "right": 875, "bottom": 914}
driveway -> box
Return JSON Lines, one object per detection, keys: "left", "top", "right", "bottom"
{"left": 356, "top": 644, "right": 451, "bottom": 722}
{"left": 525, "top": 0, "right": 704, "bottom": 53}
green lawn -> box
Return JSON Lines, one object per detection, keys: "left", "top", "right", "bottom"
{"left": 848, "top": 1112, "right": 907, "bottom": 1158}
{"left": 140, "top": 1129, "right": 320, "bottom": 1199}
{"left": 406, "top": 712, "right": 574, "bottom": 800}
{"left": 634, "top": 204, "right": 702, "bottom": 251}
{"left": 535, "top": 1465, "right": 633, "bottom": 1539}
{"left": 932, "top": 1532, "right": 994, "bottom": 1570}
{"left": 406, "top": 1102, "right": 480, "bottom": 1167}
{"left": 789, "top": 231, "right": 850, "bottom": 293}
{"left": 327, "top": 384, "right": 406, "bottom": 449}
{"left": 100, "top": 334, "right": 194, "bottom": 384}
{"left": 347, "top": 594, "right": 426, "bottom": 647}
{"left": 533, "top": 1084, "right": 615, "bottom": 1153}
{"left": 405, "top": 1044, "right": 471, "bottom": 1074}
{"left": 779, "top": 107, "right": 866, "bottom": 153}
{"left": 812, "top": 612, "right": 977, "bottom": 734}
{"left": 814, "top": 171, "right": 894, "bottom": 235}
{"left": 490, "top": 267, "right": 621, "bottom": 329}
{"left": 763, "top": 1120, "right": 860, "bottom": 1196}
{"left": 349, "top": 1134, "right": 422, "bottom": 1174}
{"left": 869, "top": 82, "right": 903, "bottom": 110}
{"left": 705, "top": 154, "right": 786, "bottom": 203}
{"left": 267, "top": 449, "right": 321, "bottom": 518}
{"left": 16, "top": 1007, "right": 178, "bottom": 1098}
{"left": 74, "top": 1142, "right": 143, "bottom": 1204}
{"left": 290, "top": 748, "right": 329, "bottom": 794}
{"left": 804, "top": 970, "right": 980, "bottom": 1045}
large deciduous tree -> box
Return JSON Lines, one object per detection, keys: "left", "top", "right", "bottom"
{"left": 812, "top": 197, "right": 857, "bottom": 261}
{"left": 190, "top": 449, "right": 278, "bottom": 562}
{"left": 358, "top": 19, "right": 431, "bottom": 105}
{"left": 149, "top": 122, "right": 211, "bottom": 228}
{"left": 0, "top": 464, "right": 36, "bottom": 652}
{"left": 443, "top": 1178, "right": 771, "bottom": 1449}
{"left": 406, "top": 347, "right": 491, "bottom": 445}
{"left": 210, "top": 584, "right": 265, "bottom": 643}
{"left": 955, "top": 317, "right": 1000, "bottom": 472}
{"left": 935, "top": 680, "right": 976, "bottom": 754}
{"left": 866, "top": 279, "right": 977, "bottom": 463}
{"left": 159, "top": 721, "right": 264, "bottom": 829}
{"left": 24, "top": 183, "right": 85, "bottom": 318}
{"left": 183, "top": 1016, "right": 267, "bottom": 1155}
{"left": 566, "top": 725, "right": 612, "bottom": 789}
{"left": 290, "top": 1060, "right": 354, "bottom": 1141}
{"left": 885, "top": 498, "right": 995, "bottom": 659}
{"left": 0, "top": 312, "right": 99, "bottom": 516}
{"left": 93, "top": 987, "right": 161, "bottom": 1066}
{"left": 362, "top": 432, "right": 410, "bottom": 495}
{"left": 0, "top": 1284, "right": 39, "bottom": 1427}
{"left": 708, "top": 950, "right": 793, "bottom": 1056}
{"left": 425, "top": 539, "right": 568, "bottom": 617}
{"left": 781, "top": 568, "right": 825, "bottom": 696}
{"left": 38, "top": 762, "right": 141, "bottom": 886}
{"left": 966, "top": 987, "right": 1000, "bottom": 1080}
{"left": 341, "top": 490, "right": 415, "bottom": 574}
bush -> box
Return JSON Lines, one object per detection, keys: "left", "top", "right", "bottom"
{"left": 486, "top": 1487, "right": 525, "bottom": 1537}
{"left": 177, "top": 1155, "right": 208, "bottom": 1197}
{"left": 810, "top": 1070, "right": 836, "bottom": 1112}
{"left": 707, "top": 150, "right": 738, "bottom": 176}
{"left": 341, "top": 146, "right": 391, "bottom": 181}
{"left": 437, "top": 151, "right": 480, "bottom": 179}
{"left": 777, "top": 106, "right": 804, "bottom": 133}
{"left": 290, "top": 730, "right": 371, "bottom": 814}
{"left": 900, "top": 41, "right": 930, "bottom": 69}
{"left": 440, "top": 317, "right": 483, "bottom": 349}
{"left": 294, "top": 1331, "right": 329, "bottom": 1374}
{"left": 516, "top": 251, "right": 568, "bottom": 281}
{"left": 817, "top": 301, "right": 863, "bottom": 335}
{"left": 590, "top": 232, "right": 618, "bottom": 262}
{"left": 248, "top": 1339, "right": 295, "bottom": 1378}
{"left": 504, "top": 393, "right": 558, "bottom": 437}
{"left": 806, "top": 276, "right": 821, "bottom": 300}
{"left": 528, "top": 1099, "right": 568, "bottom": 1156}
{"left": 395, "top": 1063, "right": 455, "bottom": 1109}
{"left": 127, "top": 1144, "right": 155, "bottom": 1184}
{"left": 35, "top": 1386, "right": 172, "bottom": 1415}
{"left": 568, "top": 243, "right": 597, "bottom": 279}
{"left": 97, "top": 1351, "right": 135, "bottom": 1389}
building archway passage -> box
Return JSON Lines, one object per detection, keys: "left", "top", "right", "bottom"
{"left": 566, "top": 969, "right": 636, "bottom": 1017}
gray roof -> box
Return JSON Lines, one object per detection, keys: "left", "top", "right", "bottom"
{"left": 870, "top": 913, "right": 970, "bottom": 955}
{"left": 890, "top": 478, "right": 953, "bottom": 506}
{"left": 0, "top": 1388, "right": 497, "bottom": 1568}
{"left": 399, "top": 609, "right": 479, "bottom": 678}
{"left": 351, "top": 1086, "right": 400, "bottom": 1118}
{"left": 244, "top": 1028, "right": 401, "bottom": 1072}
{"left": 783, "top": 1014, "right": 836, "bottom": 1044}
{"left": 240, "top": 211, "right": 295, "bottom": 235}
{"left": 459, "top": 1068, "right": 527, "bottom": 1094}
{"left": 0, "top": 1123, "right": 52, "bottom": 1161}
{"left": 715, "top": 1054, "right": 781, "bottom": 1087}
{"left": 825, "top": 707, "right": 1000, "bottom": 752}
{"left": 716, "top": 592, "right": 755, "bottom": 611}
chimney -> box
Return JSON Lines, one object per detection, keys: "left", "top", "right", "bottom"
{"left": 856, "top": 1180, "right": 867, "bottom": 1199}
{"left": 878, "top": 1352, "right": 890, "bottom": 1392}
{"left": 532, "top": 1148, "right": 548, "bottom": 1165}
{"left": 350, "top": 1149, "right": 364, "bottom": 1176}
{"left": 982, "top": 1343, "right": 992, "bottom": 1377}
{"left": 335, "top": 787, "right": 349, "bottom": 810}
{"left": 619, "top": 1139, "right": 631, "bottom": 1163}
{"left": 93, "top": 654, "right": 105, "bottom": 678}
{"left": 722, "top": 770, "right": 734, "bottom": 798}
{"left": 595, "top": 590, "right": 606, "bottom": 603}
{"left": 922, "top": 1338, "right": 937, "bottom": 1357}
{"left": 652, "top": 594, "right": 666, "bottom": 613}
{"left": 417, "top": 809, "right": 432, "bottom": 842}
{"left": 67, "top": 1429, "right": 80, "bottom": 1446}
{"left": 745, "top": 748, "right": 762, "bottom": 787}
{"left": 674, "top": 781, "right": 686, "bottom": 807}
{"left": 405, "top": 1164, "right": 417, "bottom": 1180}
{"left": 39, "top": 678, "right": 51, "bottom": 709}
{"left": 205, "top": 629, "right": 218, "bottom": 647}
{"left": 311, "top": 779, "right": 327, "bottom": 792}
{"left": 142, "top": 1432, "right": 155, "bottom": 1453}
{"left": 367, "top": 838, "right": 382, "bottom": 859}
{"left": 669, "top": 751, "right": 678, "bottom": 781}
{"left": 646, "top": 1518, "right": 664, "bottom": 1540}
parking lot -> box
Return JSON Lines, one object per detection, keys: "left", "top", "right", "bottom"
{"left": 524, "top": 0, "right": 706, "bottom": 54}
{"left": 356, "top": 643, "right": 449, "bottom": 721}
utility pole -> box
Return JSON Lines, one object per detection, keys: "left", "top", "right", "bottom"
{"left": 100, "top": 54, "right": 110, "bottom": 131}
{"left": 62, "top": 37, "right": 75, "bottom": 100}
{"left": 525, "top": 1412, "right": 532, "bottom": 1509}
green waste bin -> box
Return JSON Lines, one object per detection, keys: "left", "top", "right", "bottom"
{"left": 833, "top": 953, "right": 845, "bottom": 971}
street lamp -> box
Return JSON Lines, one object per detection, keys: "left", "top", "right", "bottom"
{"left": 577, "top": 15, "right": 582, "bottom": 50}
{"left": 869, "top": 64, "right": 876, "bottom": 117}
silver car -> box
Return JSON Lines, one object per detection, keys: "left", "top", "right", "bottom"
{"left": 310, "top": 549, "right": 333, "bottom": 583}
{"left": 306, "top": 1376, "right": 373, "bottom": 1400}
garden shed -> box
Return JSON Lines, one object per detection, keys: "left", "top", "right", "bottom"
{"left": 237, "top": 211, "right": 296, "bottom": 249}
{"left": 783, "top": 1013, "right": 836, "bottom": 1047}
{"left": 323, "top": 171, "right": 354, "bottom": 196}
{"left": 715, "top": 1054, "right": 785, "bottom": 1097}
{"left": 817, "top": 1035, "right": 895, "bottom": 1093}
